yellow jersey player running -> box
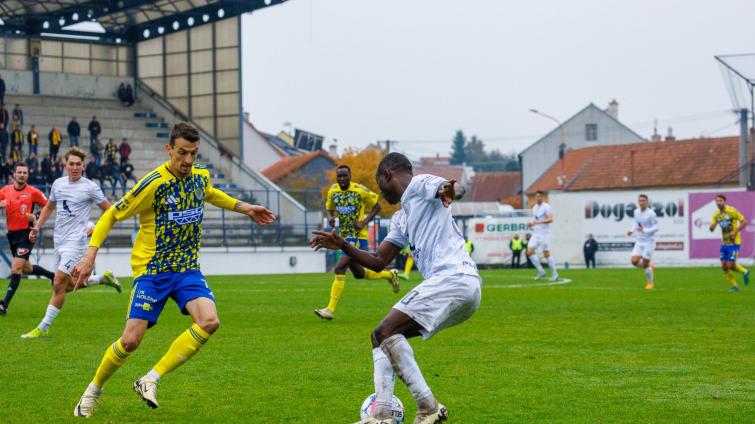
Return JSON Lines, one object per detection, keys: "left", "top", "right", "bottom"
{"left": 709, "top": 194, "right": 749, "bottom": 292}
{"left": 71, "top": 123, "right": 276, "bottom": 417}
{"left": 314, "top": 165, "right": 399, "bottom": 320}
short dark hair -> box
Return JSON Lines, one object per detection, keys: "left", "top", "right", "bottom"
{"left": 64, "top": 147, "right": 87, "bottom": 162}
{"left": 170, "top": 122, "right": 200, "bottom": 146}
{"left": 638, "top": 194, "right": 648, "bottom": 200}
{"left": 535, "top": 190, "right": 546, "bottom": 196}
{"left": 336, "top": 164, "right": 351, "bottom": 173}
{"left": 716, "top": 194, "right": 727, "bottom": 201}
{"left": 13, "top": 162, "right": 28, "bottom": 172}
{"left": 376, "top": 152, "right": 413, "bottom": 179}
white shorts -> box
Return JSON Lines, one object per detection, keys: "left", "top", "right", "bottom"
{"left": 528, "top": 233, "right": 550, "bottom": 251}
{"left": 55, "top": 248, "right": 85, "bottom": 276}
{"left": 393, "top": 273, "right": 481, "bottom": 340}
{"left": 631, "top": 241, "right": 655, "bottom": 260}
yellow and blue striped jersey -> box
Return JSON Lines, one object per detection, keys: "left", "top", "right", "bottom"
{"left": 326, "top": 182, "right": 378, "bottom": 240}
{"left": 712, "top": 205, "right": 744, "bottom": 246}
{"left": 103, "top": 162, "right": 237, "bottom": 278}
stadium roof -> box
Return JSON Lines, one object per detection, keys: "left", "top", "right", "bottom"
{"left": 526, "top": 136, "right": 740, "bottom": 193}
{"left": 0, "top": 0, "right": 287, "bottom": 43}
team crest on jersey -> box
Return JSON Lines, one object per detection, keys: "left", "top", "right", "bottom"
{"left": 17, "top": 248, "right": 29, "bottom": 256}
{"left": 115, "top": 198, "right": 130, "bottom": 211}
{"left": 168, "top": 207, "right": 203, "bottom": 225}
{"left": 193, "top": 185, "right": 205, "bottom": 202}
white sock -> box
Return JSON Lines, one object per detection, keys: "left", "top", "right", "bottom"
{"left": 547, "top": 257, "right": 558, "bottom": 275}
{"left": 529, "top": 255, "right": 545, "bottom": 273}
{"left": 381, "top": 334, "right": 437, "bottom": 414}
{"left": 146, "top": 369, "right": 161, "bottom": 381}
{"left": 37, "top": 304, "right": 59, "bottom": 331}
{"left": 373, "top": 347, "right": 395, "bottom": 419}
{"left": 644, "top": 266, "right": 654, "bottom": 283}
{"left": 87, "top": 274, "right": 104, "bottom": 285}
{"left": 87, "top": 382, "right": 103, "bottom": 394}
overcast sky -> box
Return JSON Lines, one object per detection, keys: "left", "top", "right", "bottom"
{"left": 242, "top": 0, "right": 755, "bottom": 160}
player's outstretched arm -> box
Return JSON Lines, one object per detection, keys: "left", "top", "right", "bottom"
{"left": 29, "top": 201, "right": 56, "bottom": 242}
{"left": 436, "top": 179, "right": 464, "bottom": 208}
{"left": 233, "top": 201, "right": 276, "bottom": 225}
{"left": 310, "top": 230, "right": 401, "bottom": 272}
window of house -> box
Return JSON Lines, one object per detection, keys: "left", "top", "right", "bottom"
{"left": 585, "top": 124, "right": 598, "bottom": 141}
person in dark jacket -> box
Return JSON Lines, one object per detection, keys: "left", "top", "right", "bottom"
{"left": 67, "top": 116, "right": 81, "bottom": 147}
{"left": 12, "top": 104, "right": 23, "bottom": 128}
{"left": 0, "top": 74, "right": 5, "bottom": 105}
{"left": 583, "top": 234, "right": 599, "bottom": 268}
{"left": 88, "top": 115, "right": 101, "bottom": 145}
{"left": 119, "top": 137, "right": 131, "bottom": 165}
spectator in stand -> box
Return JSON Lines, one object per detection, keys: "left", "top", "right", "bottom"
{"left": 0, "top": 74, "right": 5, "bottom": 105}
{"left": 88, "top": 115, "right": 101, "bottom": 146}
{"left": 27, "top": 124, "right": 39, "bottom": 156}
{"left": 41, "top": 154, "right": 53, "bottom": 184}
{"left": 119, "top": 137, "right": 131, "bottom": 165}
{"left": 105, "top": 137, "right": 118, "bottom": 165}
{"left": 117, "top": 83, "right": 127, "bottom": 104}
{"left": 0, "top": 124, "right": 7, "bottom": 159}
{"left": 53, "top": 156, "right": 65, "bottom": 180}
{"left": 48, "top": 125, "right": 62, "bottom": 161}
{"left": 11, "top": 144, "right": 22, "bottom": 163}
{"left": 98, "top": 162, "right": 116, "bottom": 195}
{"left": 26, "top": 151, "right": 38, "bottom": 172}
{"left": 67, "top": 116, "right": 81, "bottom": 147}
{"left": 509, "top": 234, "right": 524, "bottom": 269}
{"left": 85, "top": 159, "right": 101, "bottom": 183}
{"left": 11, "top": 121, "right": 23, "bottom": 158}
{"left": 120, "top": 158, "right": 137, "bottom": 187}
{"left": 0, "top": 103, "right": 9, "bottom": 155}
{"left": 0, "top": 157, "right": 8, "bottom": 185}
{"left": 124, "top": 83, "right": 135, "bottom": 106}
{"left": 523, "top": 233, "right": 533, "bottom": 268}
{"left": 583, "top": 234, "right": 599, "bottom": 269}
{"left": 27, "top": 163, "right": 40, "bottom": 187}
{"left": 12, "top": 104, "right": 23, "bottom": 128}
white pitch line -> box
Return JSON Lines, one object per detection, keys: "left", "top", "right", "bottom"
{"left": 483, "top": 278, "right": 573, "bottom": 289}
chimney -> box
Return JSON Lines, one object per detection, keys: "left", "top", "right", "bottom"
{"left": 665, "top": 127, "right": 676, "bottom": 142}
{"left": 606, "top": 99, "right": 619, "bottom": 120}
{"left": 651, "top": 119, "right": 662, "bottom": 142}
{"left": 328, "top": 139, "right": 338, "bottom": 157}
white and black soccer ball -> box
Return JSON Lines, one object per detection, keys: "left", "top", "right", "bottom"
{"left": 360, "top": 393, "right": 405, "bottom": 424}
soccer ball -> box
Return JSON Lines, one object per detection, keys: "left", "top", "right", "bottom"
{"left": 360, "top": 393, "right": 405, "bottom": 423}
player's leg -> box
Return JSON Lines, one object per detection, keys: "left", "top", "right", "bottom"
{"left": 135, "top": 272, "right": 218, "bottom": 408}
{"left": 353, "top": 239, "right": 400, "bottom": 290}
{"left": 543, "top": 248, "right": 559, "bottom": 281}
{"left": 74, "top": 318, "right": 149, "bottom": 417}
{"left": 316, "top": 254, "right": 350, "bottom": 319}
{"left": 20, "top": 259, "right": 55, "bottom": 280}
{"left": 527, "top": 243, "right": 546, "bottom": 278}
{"left": 720, "top": 246, "right": 739, "bottom": 291}
{"left": 1, "top": 257, "right": 27, "bottom": 315}
{"left": 21, "top": 270, "right": 69, "bottom": 338}
{"left": 402, "top": 253, "right": 414, "bottom": 279}
{"left": 642, "top": 258, "right": 654, "bottom": 289}
{"left": 730, "top": 246, "right": 749, "bottom": 285}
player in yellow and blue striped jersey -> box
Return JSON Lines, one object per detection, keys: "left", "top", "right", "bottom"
{"left": 710, "top": 194, "right": 749, "bottom": 291}
{"left": 71, "top": 123, "right": 276, "bottom": 417}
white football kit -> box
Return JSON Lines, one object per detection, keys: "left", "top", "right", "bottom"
{"left": 630, "top": 207, "right": 659, "bottom": 260}
{"left": 385, "top": 175, "right": 481, "bottom": 339}
{"left": 49, "top": 177, "right": 107, "bottom": 274}
{"left": 529, "top": 202, "right": 553, "bottom": 250}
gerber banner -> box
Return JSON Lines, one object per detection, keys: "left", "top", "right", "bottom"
{"left": 467, "top": 217, "right": 531, "bottom": 265}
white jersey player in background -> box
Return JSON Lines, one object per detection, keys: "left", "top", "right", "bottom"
{"left": 22, "top": 148, "right": 121, "bottom": 339}
{"left": 527, "top": 190, "right": 559, "bottom": 281}
{"left": 627, "top": 194, "right": 658, "bottom": 290}
{"left": 311, "top": 153, "right": 481, "bottom": 424}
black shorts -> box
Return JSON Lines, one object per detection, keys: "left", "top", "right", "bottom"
{"left": 7, "top": 229, "right": 34, "bottom": 261}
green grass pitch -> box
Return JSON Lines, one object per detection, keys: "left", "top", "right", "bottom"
{"left": 0, "top": 267, "right": 753, "bottom": 423}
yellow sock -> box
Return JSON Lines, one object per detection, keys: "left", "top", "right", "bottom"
{"left": 724, "top": 270, "right": 738, "bottom": 287}
{"left": 404, "top": 257, "right": 414, "bottom": 275}
{"left": 734, "top": 264, "right": 747, "bottom": 274}
{"left": 92, "top": 339, "right": 131, "bottom": 389}
{"left": 153, "top": 323, "right": 210, "bottom": 377}
{"left": 327, "top": 274, "right": 345, "bottom": 312}
{"left": 365, "top": 269, "right": 394, "bottom": 280}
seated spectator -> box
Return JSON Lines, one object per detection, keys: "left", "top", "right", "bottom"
{"left": 11, "top": 104, "right": 23, "bottom": 128}
{"left": 117, "top": 83, "right": 127, "bottom": 104}
{"left": 28, "top": 164, "right": 40, "bottom": 187}
{"left": 53, "top": 157, "right": 65, "bottom": 180}
{"left": 105, "top": 138, "right": 118, "bottom": 165}
{"left": 120, "top": 158, "right": 138, "bottom": 187}
{"left": 85, "top": 160, "right": 104, "bottom": 187}
{"left": 41, "top": 154, "right": 53, "bottom": 184}
{"left": 11, "top": 122, "right": 23, "bottom": 157}
{"left": 0, "top": 157, "right": 9, "bottom": 185}
{"left": 34, "top": 165, "right": 46, "bottom": 186}
{"left": 124, "top": 83, "right": 135, "bottom": 107}
{"left": 119, "top": 137, "right": 131, "bottom": 165}
{"left": 26, "top": 151, "right": 38, "bottom": 172}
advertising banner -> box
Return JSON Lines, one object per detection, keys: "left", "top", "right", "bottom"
{"left": 467, "top": 217, "right": 531, "bottom": 265}
{"left": 688, "top": 191, "right": 755, "bottom": 259}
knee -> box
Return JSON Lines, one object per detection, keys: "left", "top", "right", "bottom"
{"left": 120, "top": 332, "right": 144, "bottom": 352}
{"left": 52, "top": 278, "right": 67, "bottom": 293}
{"left": 371, "top": 324, "right": 393, "bottom": 347}
{"left": 197, "top": 316, "right": 220, "bottom": 334}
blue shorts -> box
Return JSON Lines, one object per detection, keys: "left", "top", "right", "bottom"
{"left": 720, "top": 244, "right": 740, "bottom": 262}
{"left": 128, "top": 270, "right": 215, "bottom": 327}
{"left": 343, "top": 237, "right": 369, "bottom": 254}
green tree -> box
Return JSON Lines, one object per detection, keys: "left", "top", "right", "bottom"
{"left": 449, "top": 130, "right": 466, "bottom": 165}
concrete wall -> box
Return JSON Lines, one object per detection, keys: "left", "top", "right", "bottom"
{"left": 0, "top": 69, "right": 132, "bottom": 99}
{"left": 0, "top": 247, "right": 325, "bottom": 278}
{"left": 521, "top": 104, "right": 645, "bottom": 192}
{"left": 243, "top": 119, "right": 283, "bottom": 171}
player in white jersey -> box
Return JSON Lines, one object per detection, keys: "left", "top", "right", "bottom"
{"left": 527, "top": 190, "right": 559, "bottom": 281}
{"left": 627, "top": 194, "right": 658, "bottom": 289}
{"left": 21, "top": 148, "right": 121, "bottom": 338}
{"left": 311, "top": 153, "right": 481, "bottom": 424}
